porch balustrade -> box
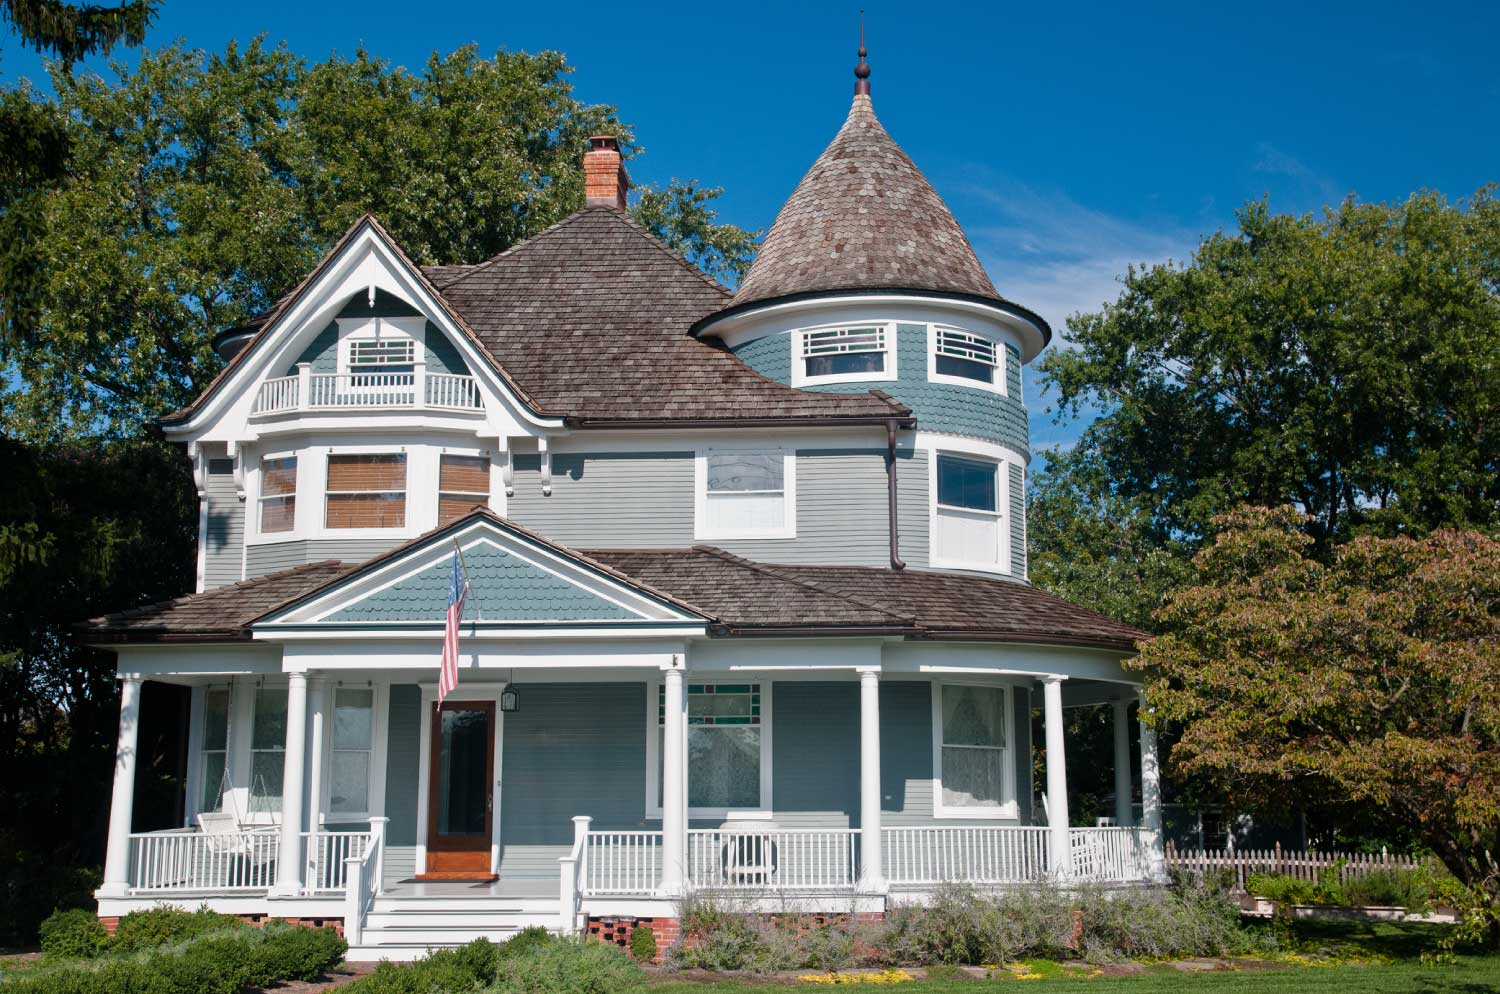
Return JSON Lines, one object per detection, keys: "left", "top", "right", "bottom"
{"left": 251, "top": 369, "right": 482, "bottom": 415}
{"left": 686, "top": 828, "right": 860, "bottom": 891}
{"left": 882, "top": 826, "right": 1050, "bottom": 886}
{"left": 124, "top": 827, "right": 379, "bottom": 896}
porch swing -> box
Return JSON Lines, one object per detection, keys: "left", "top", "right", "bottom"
{"left": 196, "top": 680, "right": 280, "bottom": 858}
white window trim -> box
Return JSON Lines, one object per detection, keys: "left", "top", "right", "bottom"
{"left": 320, "top": 683, "right": 389, "bottom": 825}
{"left": 928, "top": 447, "right": 1011, "bottom": 574}
{"left": 694, "top": 447, "right": 797, "bottom": 541}
{"left": 927, "top": 324, "right": 1007, "bottom": 395}
{"left": 645, "top": 679, "right": 774, "bottom": 821}
{"left": 931, "top": 679, "right": 1019, "bottom": 820}
{"left": 790, "top": 322, "right": 898, "bottom": 387}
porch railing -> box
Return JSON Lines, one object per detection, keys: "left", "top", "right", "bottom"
{"left": 883, "top": 826, "right": 1051, "bottom": 886}
{"left": 252, "top": 370, "right": 482, "bottom": 415}
{"left": 342, "top": 818, "right": 386, "bottom": 947}
{"left": 127, "top": 828, "right": 280, "bottom": 893}
{"left": 687, "top": 828, "right": 860, "bottom": 891}
{"left": 304, "top": 829, "right": 376, "bottom": 894}
{"left": 584, "top": 831, "right": 663, "bottom": 895}
{"left": 1069, "top": 827, "right": 1157, "bottom": 883}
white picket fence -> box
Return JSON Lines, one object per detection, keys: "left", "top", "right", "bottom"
{"left": 1165, "top": 842, "right": 1423, "bottom": 893}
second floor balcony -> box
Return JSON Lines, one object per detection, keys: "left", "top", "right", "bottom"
{"left": 252, "top": 364, "right": 482, "bottom": 417}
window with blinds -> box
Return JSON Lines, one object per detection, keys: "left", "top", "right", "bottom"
{"left": 259, "top": 457, "right": 297, "bottom": 534}
{"left": 325, "top": 454, "right": 407, "bottom": 529}
{"left": 438, "top": 455, "right": 490, "bottom": 525}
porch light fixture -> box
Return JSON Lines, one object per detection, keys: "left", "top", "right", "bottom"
{"left": 501, "top": 672, "right": 519, "bottom": 712}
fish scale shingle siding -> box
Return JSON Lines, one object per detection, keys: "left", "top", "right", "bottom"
{"left": 731, "top": 326, "right": 1030, "bottom": 456}
{"left": 287, "top": 291, "right": 468, "bottom": 375}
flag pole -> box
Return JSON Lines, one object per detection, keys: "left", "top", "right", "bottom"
{"left": 452, "top": 538, "right": 483, "bottom": 629}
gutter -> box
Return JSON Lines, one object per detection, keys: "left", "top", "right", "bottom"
{"left": 886, "top": 418, "right": 906, "bottom": 570}
{"left": 710, "top": 623, "right": 923, "bottom": 639}
{"left": 567, "top": 414, "right": 916, "bottom": 430}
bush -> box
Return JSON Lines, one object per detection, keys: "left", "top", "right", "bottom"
{"left": 498, "top": 938, "right": 642, "bottom": 994}
{"left": 345, "top": 938, "right": 501, "bottom": 994}
{"left": 501, "top": 926, "right": 556, "bottom": 959}
{"left": 108, "top": 904, "right": 246, "bottom": 953}
{"left": 629, "top": 924, "right": 657, "bottom": 962}
{"left": 667, "top": 894, "right": 875, "bottom": 973}
{"left": 253, "top": 919, "right": 349, "bottom": 981}
{"left": 37, "top": 908, "right": 108, "bottom": 960}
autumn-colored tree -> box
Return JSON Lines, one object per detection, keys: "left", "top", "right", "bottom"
{"left": 1133, "top": 506, "right": 1500, "bottom": 940}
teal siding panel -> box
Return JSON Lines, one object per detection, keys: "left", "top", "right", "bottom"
{"left": 896, "top": 448, "right": 929, "bottom": 570}
{"left": 423, "top": 327, "right": 468, "bottom": 375}
{"left": 290, "top": 323, "right": 340, "bottom": 375}
{"left": 510, "top": 452, "right": 695, "bottom": 548}
{"left": 499, "top": 683, "right": 648, "bottom": 881}
{"left": 732, "top": 327, "right": 1030, "bottom": 456}
{"left": 326, "top": 544, "right": 634, "bottom": 622}
{"left": 1009, "top": 462, "right": 1026, "bottom": 577}
{"left": 722, "top": 450, "right": 889, "bottom": 567}
{"left": 382, "top": 684, "right": 422, "bottom": 886}
{"left": 203, "top": 462, "right": 243, "bottom": 588}
{"left": 1006, "top": 344, "right": 1022, "bottom": 398}
{"left": 772, "top": 682, "right": 858, "bottom": 827}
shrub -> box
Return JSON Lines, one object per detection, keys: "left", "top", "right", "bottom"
{"left": 253, "top": 920, "right": 349, "bottom": 981}
{"left": 629, "top": 924, "right": 657, "bottom": 962}
{"left": 108, "top": 904, "right": 246, "bottom": 953}
{"left": 1246, "top": 872, "right": 1317, "bottom": 905}
{"left": 345, "top": 938, "right": 500, "bottom": 994}
{"left": 497, "top": 937, "right": 642, "bottom": 994}
{"left": 37, "top": 908, "right": 108, "bottom": 960}
{"left": 668, "top": 895, "right": 875, "bottom": 974}
{"left": 501, "top": 926, "right": 555, "bottom": 959}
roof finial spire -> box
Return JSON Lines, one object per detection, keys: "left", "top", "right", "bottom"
{"left": 854, "top": 10, "right": 871, "bottom": 96}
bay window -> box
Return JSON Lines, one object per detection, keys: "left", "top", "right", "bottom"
{"left": 932, "top": 453, "right": 1005, "bottom": 571}
{"left": 696, "top": 449, "right": 795, "bottom": 540}
{"left": 934, "top": 682, "right": 1014, "bottom": 817}
{"left": 653, "top": 682, "right": 770, "bottom": 816}
{"left": 438, "top": 454, "right": 490, "bottom": 525}
{"left": 258, "top": 456, "right": 297, "bottom": 534}
{"left": 325, "top": 453, "right": 407, "bottom": 529}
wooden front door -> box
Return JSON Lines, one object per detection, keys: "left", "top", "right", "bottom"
{"left": 423, "top": 701, "right": 496, "bottom": 879}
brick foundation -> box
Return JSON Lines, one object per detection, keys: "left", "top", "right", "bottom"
{"left": 586, "top": 916, "right": 679, "bottom": 964}
{"left": 97, "top": 912, "right": 343, "bottom": 938}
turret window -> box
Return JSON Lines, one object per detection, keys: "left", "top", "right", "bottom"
{"left": 931, "top": 452, "right": 1008, "bottom": 572}
{"left": 793, "top": 324, "right": 895, "bottom": 386}
{"left": 929, "top": 326, "right": 1006, "bottom": 394}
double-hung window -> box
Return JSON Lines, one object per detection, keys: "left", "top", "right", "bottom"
{"left": 199, "top": 688, "right": 230, "bottom": 813}
{"left": 930, "top": 327, "right": 1004, "bottom": 392}
{"left": 438, "top": 455, "right": 490, "bottom": 525}
{"left": 328, "top": 688, "right": 374, "bottom": 818}
{"left": 654, "top": 683, "right": 768, "bottom": 815}
{"left": 249, "top": 688, "right": 287, "bottom": 814}
{"left": 697, "top": 449, "right": 794, "bottom": 539}
{"left": 259, "top": 456, "right": 297, "bottom": 534}
{"left": 325, "top": 454, "right": 407, "bottom": 529}
{"left": 932, "top": 453, "right": 1005, "bottom": 570}
{"left": 934, "top": 683, "right": 1014, "bottom": 817}
{"left": 796, "top": 325, "right": 891, "bottom": 385}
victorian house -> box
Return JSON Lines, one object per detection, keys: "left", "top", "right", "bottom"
{"left": 85, "top": 49, "right": 1160, "bottom": 959}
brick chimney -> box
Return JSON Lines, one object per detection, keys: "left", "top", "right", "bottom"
{"left": 584, "top": 135, "right": 630, "bottom": 210}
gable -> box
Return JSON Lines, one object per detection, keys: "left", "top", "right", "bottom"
{"left": 324, "top": 541, "right": 634, "bottom": 623}
{"left": 253, "top": 512, "right": 708, "bottom": 632}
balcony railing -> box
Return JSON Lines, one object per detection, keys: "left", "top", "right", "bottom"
{"left": 252, "top": 366, "right": 482, "bottom": 416}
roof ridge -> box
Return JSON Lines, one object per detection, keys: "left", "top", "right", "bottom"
{"left": 690, "top": 546, "right": 915, "bottom": 624}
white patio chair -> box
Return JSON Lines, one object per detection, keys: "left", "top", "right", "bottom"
{"left": 1070, "top": 831, "right": 1106, "bottom": 880}
{"left": 720, "top": 821, "right": 779, "bottom": 887}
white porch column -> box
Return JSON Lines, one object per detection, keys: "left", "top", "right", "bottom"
{"left": 857, "top": 669, "right": 884, "bottom": 892}
{"left": 660, "top": 663, "right": 686, "bottom": 895}
{"left": 1042, "top": 676, "right": 1071, "bottom": 878}
{"left": 1112, "top": 699, "right": 1135, "bottom": 827}
{"left": 1137, "top": 688, "right": 1167, "bottom": 879}
{"left": 305, "top": 677, "right": 328, "bottom": 835}
{"left": 99, "top": 675, "right": 144, "bottom": 897}
{"left": 274, "top": 672, "right": 310, "bottom": 895}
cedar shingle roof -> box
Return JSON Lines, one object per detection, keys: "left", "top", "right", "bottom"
{"left": 728, "top": 93, "right": 1001, "bottom": 310}
{"left": 81, "top": 562, "right": 355, "bottom": 643}
{"left": 82, "top": 541, "right": 1143, "bottom": 653}
{"left": 435, "top": 208, "right": 907, "bottom": 424}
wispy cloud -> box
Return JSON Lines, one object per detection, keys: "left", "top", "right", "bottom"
{"left": 1251, "top": 141, "right": 1344, "bottom": 208}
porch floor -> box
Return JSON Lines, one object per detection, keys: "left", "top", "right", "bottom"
{"left": 382, "top": 877, "right": 558, "bottom": 900}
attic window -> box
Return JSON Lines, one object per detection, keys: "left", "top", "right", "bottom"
{"left": 348, "top": 339, "right": 415, "bottom": 369}
{"left": 794, "top": 325, "right": 893, "bottom": 385}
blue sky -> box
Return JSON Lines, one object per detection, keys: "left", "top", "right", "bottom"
{"left": 3, "top": 0, "right": 1496, "bottom": 454}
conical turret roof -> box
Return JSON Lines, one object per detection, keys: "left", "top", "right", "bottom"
{"left": 731, "top": 92, "right": 1000, "bottom": 308}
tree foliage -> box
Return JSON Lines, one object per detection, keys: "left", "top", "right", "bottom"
{"left": 0, "top": 39, "right": 757, "bottom": 440}
{"left": 1031, "top": 191, "right": 1500, "bottom": 627}
{"left": 1, "top": 0, "right": 154, "bottom": 64}
{"left": 1133, "top": 506, "right": 1500, "bottom": 915}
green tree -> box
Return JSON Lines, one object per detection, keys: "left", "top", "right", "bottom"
{"left": 1134, "top": 506, "right": 1500, "bottom": 940}
{"left": 1031, "top": 191, "right": 1500, "bottom": 628}
{"left": 2, "top": 0, "right": 154, "bottom": 64}
{"left": 0, "top": 39, "right": 757, "bottom": 440}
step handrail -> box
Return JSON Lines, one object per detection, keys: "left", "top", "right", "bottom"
{"left": 342, "top": 817, "right": 387, "bottom": 946}
{"left": 557, "top": 816, "right": 591, "bottom": 936}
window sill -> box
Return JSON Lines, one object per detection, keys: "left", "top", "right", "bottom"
{"left": 930, "top": 556, "right": 1011, "bottom": 576}
{"left": 929, "top": 370, "right": 1007, "bottom": 395}
{"left": 932, "top": 801, "right": 1020, "bottom": 820}
{"left": 694, "top": 528, "right": 797, "bottom": 542}
{"left": 792, "top": 369, "right": 897, "bottom": 388}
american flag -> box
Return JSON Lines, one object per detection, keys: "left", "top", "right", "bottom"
{"left": 438, "top": 550, "right": 469, "bottom": 706}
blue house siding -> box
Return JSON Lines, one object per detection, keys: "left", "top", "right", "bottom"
{"left": 381, "top": 684, "right": 422, "bottom": 887}
{"left": 772, "top": 682, "right": 859, "bottom": 827}
{"left": 202, "top": 459, "right": 243, "bottom": 588}
{"left": 245, "top": 539, "right": 396, "bottom": 579}
{"left": 1010, "top": 463, "right": 1026, "bottom": 577}
{"left": 499, "top": 683, "right": 649, "bottom": 882}
{"left": 731, "top": 326, "right": 1030, "bottom": 457}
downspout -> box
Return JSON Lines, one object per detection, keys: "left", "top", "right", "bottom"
{"left": 886, "top": 419, "right": 906, "bottom": 571}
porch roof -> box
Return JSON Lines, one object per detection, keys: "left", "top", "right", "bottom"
{"left": 82, "top": 514, "right": 1145, "bottom": 652}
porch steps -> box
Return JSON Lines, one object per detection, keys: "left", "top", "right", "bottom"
{"left": 348, "top": 897, "right": 560, "bottom": 961}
